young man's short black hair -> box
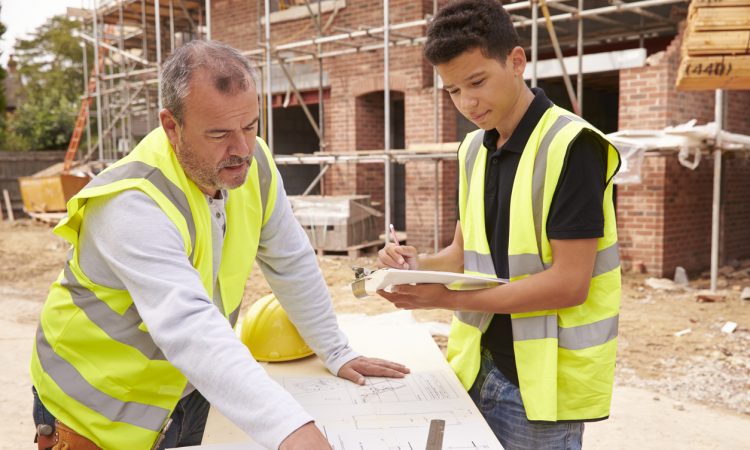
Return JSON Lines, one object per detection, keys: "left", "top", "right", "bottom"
{"left": 424, "top": 0, "right": 520, "bottom": 65}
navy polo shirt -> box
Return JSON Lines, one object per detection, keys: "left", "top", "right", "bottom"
{"left": 475, "top": 88, "right": 609, "bottom": 386}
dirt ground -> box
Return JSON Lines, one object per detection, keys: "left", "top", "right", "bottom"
{"left": 2, "top": 219, "right": 749, "bottom": 449}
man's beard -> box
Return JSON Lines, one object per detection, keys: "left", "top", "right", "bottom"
{"left": 174, "top": 134, "right": 251, "bottom": 193}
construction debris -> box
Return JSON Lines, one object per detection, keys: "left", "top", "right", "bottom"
{"left": 741, "top": 287, "right": 750, "bottom": 301}
{"left": 646, "top": 277, "right": 684, "bottom": 291}
{"left": 674, "top": 266, "right": 689, "bottom": 286}
{"left": 696, "top": 293, "right": 727, "bottom": 303}
{"left": 721, "top": 322, "right": 738, "bottom": 334}
{"left": 674, "top": 328, "right": 692, "bottom": 337}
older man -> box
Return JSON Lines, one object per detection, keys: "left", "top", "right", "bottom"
{"left": 31, "top": 40, "right": 408, "bottom": 450}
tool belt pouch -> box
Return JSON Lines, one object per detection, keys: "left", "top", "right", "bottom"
{"left": 37, "top": 420, "right": 101, "bottom": 450}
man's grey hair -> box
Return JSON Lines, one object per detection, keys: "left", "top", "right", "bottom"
{"left": 161, "top": 40, "right": 258, "bottom": 123}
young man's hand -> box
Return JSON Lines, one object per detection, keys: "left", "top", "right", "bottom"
{"left": 377, "top": 284, "right": 456, "bottom": 310}
{"left": 279, "top": 422, "right": 330, "bottom": 450}
{"left": 337, "top": 356, "right": 410, "bottom": 385}
{"left": 377, "top": 243, "right": 418, "bottom": 270}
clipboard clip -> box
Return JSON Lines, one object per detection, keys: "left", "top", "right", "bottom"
{"left": 351, "top": 266, "right": 374, "bottom": 280}
{"left": 351, "top": 266, "right": 376, "bottom": 299}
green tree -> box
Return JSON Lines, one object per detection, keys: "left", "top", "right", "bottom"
{"left": 9, "top": 15, "right": 90, "bottom": 150}
{"left": 0, "top": 8, "right": 8, "bottom": 146}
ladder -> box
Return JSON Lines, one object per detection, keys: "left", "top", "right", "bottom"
{"left": 62, "top": 48, "right": 106, "bottom": 174}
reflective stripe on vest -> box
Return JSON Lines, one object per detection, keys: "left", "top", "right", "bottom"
{"left": 511, "top": 314, "right": 619, "bottom": 350}
{"left": 34, "top": 326, "right": 170, "bottom": 432}
{"left": 60, "top": 261, "right": 166, "bottom": 360}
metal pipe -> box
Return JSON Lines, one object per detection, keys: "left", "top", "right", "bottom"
{"left": 302, "top": 164, "right": 330, "bottom": 196}
{"left": 433, "top": 159, "right": 439, "bottom": 253}
{"left": 82, "top": 42, "right": 92, "bottom": 158}
{"left": 141, "top": 0, "right": 152, "bottom": 131}
{"left": 155, "top": 0, "right": 163, "bottom": 110}
{"left": 169, "top": 0, "right": 175, "bottom": 52}
{"left": 515, "top": 0, "right": 686, "bottom": 27}
{"left": 432, "top": 0, "right": 439, "bottom": 143}
{"left": 76, "top": 32, "right": 151, "bottom": 67}
{"left": 318, "top": 0, "right": 325, "bottom": 151}
{"left": 242, "top": 18, "right": 428, "bottom": 57}
{"left": 264, "top": 0, "right": 274, "bottom": 152}
{"left": 93, "top": 0, "right": 104, "bottom": 162}
{"left": 710, "top": 90, "right": 724, "bottom": 292}
{"left": 206, "top": 0, "right": 212, "bottom": 39}
{"left": 101, "top": 67, "right": 159, "bottom": 81}
{"left": 384, "top": 0, "right": 392, "bottom": 243}
{"left": 531, "top": 0, "right": 538, "bottom": 88}
{"left": 577, "top": 0, "right": 583, "bottom": 115}
{"left": 278, "top": 61, "right": 322, "bottom": 138}
{"left": 260, "top": 35, "right": 427, "bottom": 65}
{"left": 539, "top": 0, "right": 580, "bottom": 115}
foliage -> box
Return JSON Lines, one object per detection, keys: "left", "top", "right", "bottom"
{"left": 5, "top": 15, "right": 91, "bottom": 150}
{"left": 0, "top": 8, "right": 7, "bottom": 144}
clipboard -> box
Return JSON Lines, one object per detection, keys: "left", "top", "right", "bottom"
{"left": 351, "top": 268, "right": 506, "bottom": 299}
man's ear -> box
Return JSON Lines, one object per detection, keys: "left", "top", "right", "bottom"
{"left": 159, "top": 109, "right": 180, "bottom": 148}
{"left": 510, "top": 46, "right": 527, "bottom": 77}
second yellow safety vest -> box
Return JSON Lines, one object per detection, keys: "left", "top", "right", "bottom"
{"left": 448, "top": 104, "right": 622, "bottom": 422}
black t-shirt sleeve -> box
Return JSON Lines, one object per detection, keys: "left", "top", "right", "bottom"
{"left": 546, "top": 129, "right": 608, "bottom": 240}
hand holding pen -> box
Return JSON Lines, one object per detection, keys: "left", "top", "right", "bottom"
{"left": 378, "top": 224, "right": 418, "bottom": 270}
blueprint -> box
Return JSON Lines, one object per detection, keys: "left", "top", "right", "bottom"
{"left": 277, "top": 371, "right": 502, "bottom": 450}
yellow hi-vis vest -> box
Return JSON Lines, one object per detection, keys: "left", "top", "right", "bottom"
{"left": 30, "top": 127, "right": 278, "bottom": 449}
{"left": 448, "top": 104, "right": 622, "bottom": 422}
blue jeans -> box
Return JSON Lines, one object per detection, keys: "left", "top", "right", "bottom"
{"left": 468, "top": 350, "right": 584, "bottom": 450}
{"left": 32, "top": 386, "right": 210, "bottom": 449}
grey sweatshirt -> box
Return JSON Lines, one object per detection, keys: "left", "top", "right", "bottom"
{"left": 77, "top": 171, "right": 358, "bottom": 449}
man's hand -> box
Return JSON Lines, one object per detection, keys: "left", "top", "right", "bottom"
{"left": 377, "top": 243, "right": 419, "bottom": 270}
{"left": 377, "top": 283, "right": 455, "bottom": 311}
{"left": 279, "top": 422, "right": 330, "bottom": 450}
{"left": 337, "top": 356, "right": 410, "bottom": 385}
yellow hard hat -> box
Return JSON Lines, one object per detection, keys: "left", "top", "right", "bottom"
{"left": 240, "top": 294, "right": 314, "bottom": 362}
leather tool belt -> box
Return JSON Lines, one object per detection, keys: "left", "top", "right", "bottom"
{"left": 36, "top": 420, "right": 101, "bottom": 450}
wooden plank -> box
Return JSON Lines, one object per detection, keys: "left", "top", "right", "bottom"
{"left": 691, "top": 0, "right": 750, "bottom": 7}
{"left": 691, "top": 6, "right": 750, "bottom": 31}
{"left": 676, "top": 55, "right": 750, "bottom": 90}
{"left": 685, "top": 30, "right": 750, "bottom": 56}
{"left": 3, "top": 189, "right": 14, "bottom": 223}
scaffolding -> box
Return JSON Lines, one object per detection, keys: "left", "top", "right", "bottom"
{"left": 73, "top": 0, "right": 690, "bottom": 250}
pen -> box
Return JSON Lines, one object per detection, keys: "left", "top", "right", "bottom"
{"left": 389, "top": 223, "right": 400, "bottom": 246}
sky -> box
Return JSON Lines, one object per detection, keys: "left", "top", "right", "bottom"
{"left": 0, "top": 0, "right": 89, "bottom": 66}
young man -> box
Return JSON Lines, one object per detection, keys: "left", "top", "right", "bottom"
{"left": 31, "top": 40, "right": 408, "bottom": 450}
{"left": 378, "top": 1, "right": 621, "bottom": 449}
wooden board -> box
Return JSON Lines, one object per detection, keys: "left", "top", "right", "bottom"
{"left": 691, "top": 0, "right": 750, "bottom": 7}
{"left": 676, "top": 55, "right": 750, "bottom": 90}
{"left": 685, "top": 30, "right": 750, "bottom": 56}
{"left": 690, "top": 6, "right": 750, "bottom": 31}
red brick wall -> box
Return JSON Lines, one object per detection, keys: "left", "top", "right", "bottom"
{"left": 212, "top": 0, "right": 460, "bottom": 249}
{"left": 616, "top": 156, "right": 667, "bottom": 275}
{"left": 661, "top": 154, "right": 714, "bottom": 276}
{"left": 405, "top": 159, "right": 458, "bottom": 251}
{"left": 722, "top": 153, "right": 750, "bottom": 263}
{"left": 617, "top": 25, "right": 750, "bottom": 276}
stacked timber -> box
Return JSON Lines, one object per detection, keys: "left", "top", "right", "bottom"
{"left": 676, "top": 0, "right": 750, "bottom": 90}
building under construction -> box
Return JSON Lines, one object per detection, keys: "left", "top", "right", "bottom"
{"left": 68, "top": 0, "right": 750, "bottom": 277}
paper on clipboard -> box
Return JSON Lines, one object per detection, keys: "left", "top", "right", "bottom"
{"left": 351, "top": 268, "right": 505, "bottom": 299}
